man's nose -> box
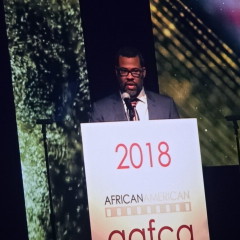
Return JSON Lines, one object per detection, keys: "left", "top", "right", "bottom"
{"left": 126, "top": 72, "right": 134, "bottom": 79}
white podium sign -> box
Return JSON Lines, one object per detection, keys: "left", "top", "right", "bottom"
{"left": 81, "top": 119, "right": 210, "bottom": 240}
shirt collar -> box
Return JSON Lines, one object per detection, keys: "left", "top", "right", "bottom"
{"left": 119, "top": 88, "right": 147, "bottom": 103}
{"left": 136, "top": 88, "right": 147, "bottom": 104}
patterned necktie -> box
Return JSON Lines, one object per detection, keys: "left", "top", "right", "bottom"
{"left": 130, "top": 99, "right": 139, "bottom": 121}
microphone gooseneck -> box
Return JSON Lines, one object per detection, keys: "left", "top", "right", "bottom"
{"left": 121, "top": 92, "right": 134, "bottom": 121}
{"left": 121, "top": 92, "right": 132, "bottom": 109}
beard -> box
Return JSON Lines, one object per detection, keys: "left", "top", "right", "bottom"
{"left": 120, "top": 82, "right": 142, "bottom": 98}
{"left": 125, "top": 88, "right": 138, "bottom": 98}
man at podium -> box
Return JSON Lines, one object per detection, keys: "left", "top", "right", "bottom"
{"left": 90, "top": 46, "right": 179, "bottom": 122}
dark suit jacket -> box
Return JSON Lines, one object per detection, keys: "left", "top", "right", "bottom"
{"left": 89, "top": 90, "right": 179, "bottom": 122}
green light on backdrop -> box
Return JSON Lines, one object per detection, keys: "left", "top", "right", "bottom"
{"left": 4, "top": 0, "right": 91, "bottom": 239}
{"left": 150, "top": 0, "right": 240, "bottom": 166}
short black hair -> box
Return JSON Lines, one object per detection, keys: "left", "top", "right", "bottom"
{"left": 115, "top": 46, "right": 145, "bottom": 67}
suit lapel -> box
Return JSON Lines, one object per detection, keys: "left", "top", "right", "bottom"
{"left": 111, "top": 93, "right": 128, "bottom": 121}
{"left": 146, "top": 91, "right": 158, "bottom": 120}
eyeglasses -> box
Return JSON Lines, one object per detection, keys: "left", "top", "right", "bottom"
{"left": 116, "top": 67, "right": 144, "bottom": 77}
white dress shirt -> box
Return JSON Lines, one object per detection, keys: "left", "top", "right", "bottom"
{"left": 121, "top": 88, "right": 149, "bottom": 121}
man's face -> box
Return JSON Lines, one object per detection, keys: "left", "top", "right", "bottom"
{"left": 116, "top": 56, "right": 146, "bottom": 98}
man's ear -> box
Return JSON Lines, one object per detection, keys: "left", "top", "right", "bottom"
{"left": 115, "top": 66, "right": 118, "bottom": 76}
{"left": 142, "top": 67, "right": 146, "bottom": 78}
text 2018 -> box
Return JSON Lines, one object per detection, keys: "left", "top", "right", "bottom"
{"left": 115, "top": 142, "right": 171, "bottom": 169}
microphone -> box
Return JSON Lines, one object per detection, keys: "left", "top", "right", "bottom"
{"left": 121, "top": 92, "right": 134, "bottom": 120}
{"left": 121, "top": 92, "right": 133, "bottom": 110}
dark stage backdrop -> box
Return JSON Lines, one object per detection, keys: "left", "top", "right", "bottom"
{"left": 1, "top": 0, "right": 240, "bottom": 239}
{"left": 80, "top": 0, "right": 159, "bottom": 101}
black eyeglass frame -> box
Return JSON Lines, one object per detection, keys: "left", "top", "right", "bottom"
{"left": 116, "top": 67, "right": 145, "bottom": 78}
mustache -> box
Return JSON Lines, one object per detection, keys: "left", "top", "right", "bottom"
{"left": 124, "top": 82, "right": 137, "bottom": 87}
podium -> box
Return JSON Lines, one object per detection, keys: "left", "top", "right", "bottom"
{"left": 81, "top": 119, "right": 210, "bottom": 240}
